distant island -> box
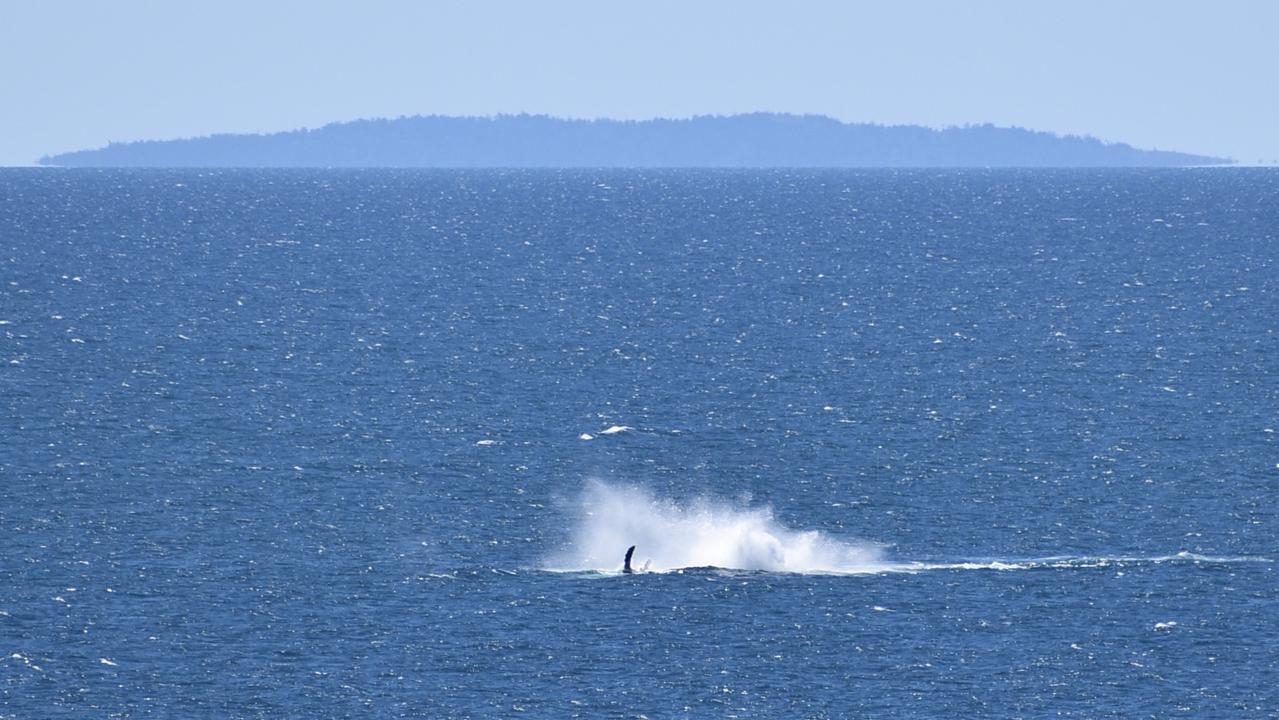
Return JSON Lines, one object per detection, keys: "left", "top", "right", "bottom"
{"left": 40, "top": 113, "right": 1230, "bottom": 168}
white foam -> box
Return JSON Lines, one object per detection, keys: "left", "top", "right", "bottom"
{"left": 7, "top": 654, "right": 43, "bottom": 672}
{"left": 540, "top": 482, "right": 1271, "bottom": 576}
{"left": 868, "top": 552, "right": 1270, "bottom": 575}
{"left": 599, "top": 425, "right": 633, "bottom": 435}
{"left": 545, "top": 480, "right": 885, "bottom": 573}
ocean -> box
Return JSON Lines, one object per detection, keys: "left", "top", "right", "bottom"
{"left": 1, "top": 168, "right": 1276, "bottom": 718}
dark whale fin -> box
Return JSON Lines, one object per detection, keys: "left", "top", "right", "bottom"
{"left": 623, "top": 545, "right": 636, "bottom": 574}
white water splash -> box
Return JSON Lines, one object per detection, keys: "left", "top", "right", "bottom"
{"left": 542, "top": 481, "right": 1271, "bottom": 576}
{"left": 545, "top": 480, "right": 886, "bottom": 573}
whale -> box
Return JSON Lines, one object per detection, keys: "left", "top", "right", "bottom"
{"left": 623, "top": 545, "right": 636, "bottom": 574}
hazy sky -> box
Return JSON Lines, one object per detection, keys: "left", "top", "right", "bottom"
{"left": 3, "top": 0, "right": 1276, "bottom": 165}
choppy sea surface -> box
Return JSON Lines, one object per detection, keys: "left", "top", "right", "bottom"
{"left": 2, "top": 168, "right": 1277, "bottom": 718}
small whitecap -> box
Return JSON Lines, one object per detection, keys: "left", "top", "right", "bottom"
{"left": 1154, "top": 621, "right": 1177, "bottom": 631}
{"left": 475, "top": 439, "right": 498, "bottom": 446}
{"left": 578, "top": 433, "right": 594, "bottom": 441}
{"left": 99, "top": 658, "right": 118, "bottom": 666}
{"left": 599, "top": 425, "right": 632, "bottom": 435}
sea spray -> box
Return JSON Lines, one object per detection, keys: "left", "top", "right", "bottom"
{"left": 546, "top": 480, "right": 886, "bottom": 573}
{"left": 541, "top": 482, "right": 1273, "bottom": 575}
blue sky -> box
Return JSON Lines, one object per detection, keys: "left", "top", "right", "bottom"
{"left": 2, "top": 0, "right": 1276, "bottom": 165}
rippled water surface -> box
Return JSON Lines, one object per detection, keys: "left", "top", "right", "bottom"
{"left": 2, "top": 168, "right": 1277, "bottom": 717}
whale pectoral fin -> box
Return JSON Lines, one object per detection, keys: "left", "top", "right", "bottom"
{"left": 623, "top": 545, "right": 636, "bottom": 574}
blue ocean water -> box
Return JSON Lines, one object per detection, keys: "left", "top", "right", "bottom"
{"left": 1, "top": 168, "right": 1276, "bottom": 718}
